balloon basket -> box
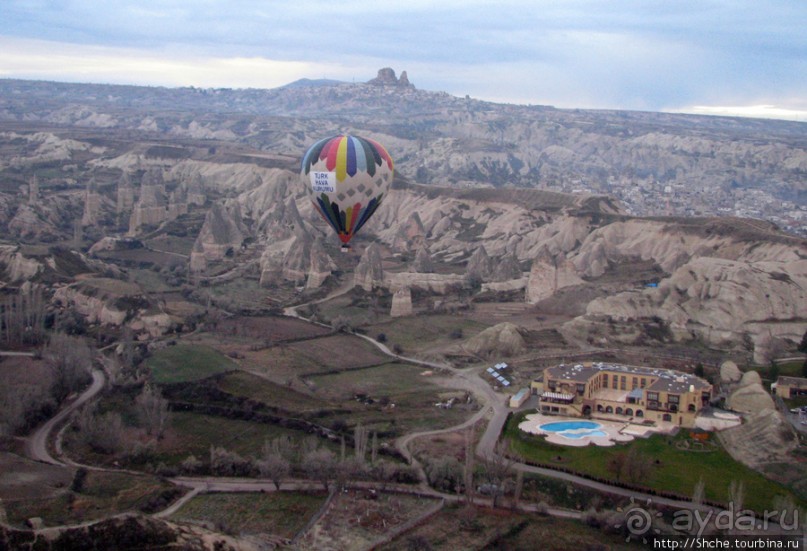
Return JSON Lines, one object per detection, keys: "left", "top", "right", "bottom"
{"left": 340, "top": 245, "right": 351, "bottom": 253}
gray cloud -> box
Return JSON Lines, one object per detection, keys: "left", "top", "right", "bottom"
{"left": 0, "top": 0, "right": 805, "bottom": 118}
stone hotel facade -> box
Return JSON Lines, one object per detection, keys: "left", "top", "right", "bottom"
{"left": 532, "top": 362, "right": 712, "bottom": 428}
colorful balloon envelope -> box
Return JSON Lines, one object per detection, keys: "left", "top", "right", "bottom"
{"left": 301, "top": 134, "right": 394, "bottom": 245}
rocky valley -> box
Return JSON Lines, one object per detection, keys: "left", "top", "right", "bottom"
{"left": 0, "top": 74, "right": 806, "bottom": 549}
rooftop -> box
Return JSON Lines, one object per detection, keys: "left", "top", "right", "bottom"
{"left": 546, "top": 362, "right": 711, "bottom": 394}
{"left": 777, "top": 375, "right": 807, "bottom": 388}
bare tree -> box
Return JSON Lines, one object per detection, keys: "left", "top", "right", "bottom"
{"left": 728, "top": 480, "right": 745, "bottom": 512}
{"left": 258, "top": 438, "right": 292, "bottom": 490}
{"left": 209, "top": 446, "right": 251, "bottom": 476}
{"left": 354, "top": 423, "right": 368, "bottom": 463}
{"left": 369, "top": 460, "right": 397, "bottom": 491}
{"left": 692, "top": 477, "right": 706, "bottom": 507}
{"left": 76, "top": 406, "right": 123, "bottom": 455}
{"left": 370, "top": 431, "right": 378, "bottom": 464}
{"left": 512, "top": 469, "right": 524, "bottom": 511}
{"left": 425, "top": 456, "right": 464, "bottom": 494}
{"left": 480, "top": 440, "right": 516, "bottom": 508}
{"left": 463, "top": 425, "right": 476, "bottom": 505}
{"left": 0, "top": 383, "right": 55, "bottom": 436}
{"left": 135, "top": 384, "right": 171, "bottom": 439}
{"left": 330, "top": 315, "right": 352, "bottom": 333}
{"left": 607, "top": 448, "right": 652, "bottom": 484}
{"left": 44, "top": 333, "right": 93, "bottom": 402}
{"left": 1, "top": 286, "right": 46, "bottom": 346}
{"left": 180, "top": 454, "right": 203, "bottom": 475}
{"left": 302, "top": 448, "right": 338, "bottom": 491}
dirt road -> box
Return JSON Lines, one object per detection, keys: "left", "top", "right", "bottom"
{"left": 25, "top": 369, "right": 105, "bottom": 465}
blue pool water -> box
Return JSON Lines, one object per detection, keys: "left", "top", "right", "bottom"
{"left": 539, "top": 421, "right": 607, "bottom": 440}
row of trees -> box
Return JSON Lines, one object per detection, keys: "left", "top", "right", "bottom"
{"left": 0, "top": 286, "right": 47, "bottom": 347}
{"left": 196, "top": 428, "right": 417, "bottom": 491}
{"left": 0, "top": 332, "right": 94, "bottom": 436}
{"left": 71, "top": 385, "right": 171, "bottom": 455}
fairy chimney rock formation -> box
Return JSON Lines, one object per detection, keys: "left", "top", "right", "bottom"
{"left": 465, "top": 245, "right": 493, "bottom": 284}
{"left": 390, "top": 287, "right": 414, "bottom": 317}
{"left": 393, "top": 212, "right": 425, "bottom": 252}
{"left": 354, "top": 243, "right": 385, "bottom": 291}
{"left": 116, "top": 172, "right": 135, "bottom": 215}
{"left": 82, "top": 179, "right": 102, "bottom": 226}
{"left": 28, "top": 175, "right": 40, "bottom": 205}
{"left": 411, "top": 245, "right": 435, "bottom": 273}
{"left": 305, "top": 237, "right": 336, "bottom": 290}
{"left": 492, "top": 252, "right": 522, "bottom": 282}
{"left": 526, "top": 249, "right": 584, "bottom": 304}
{"left": 189, "top": 202, "right": 246, "bottom": 267}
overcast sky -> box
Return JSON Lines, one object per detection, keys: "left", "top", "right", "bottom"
{"left": 1, "top": 1, "right": 805, "bottom": 121}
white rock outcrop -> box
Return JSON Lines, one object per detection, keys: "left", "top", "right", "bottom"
{"left": 726, "top": 370, "right": 775, "bottom": 414}
{"left": 464, "top": 322, "right": 526, "bottom": 358}
{"left": 719, "top": 361, "right": 743, "bottom": 384}
{"left": 526, "top": 249, "right": 584, "bottom": 304}
{"left": 390, "top": 287, "right": 413, "bottom": 317}
{"left": 354, "top": 244, "right": 384, "bottom": 291}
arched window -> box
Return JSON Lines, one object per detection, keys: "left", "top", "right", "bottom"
{"left": 663, "top": 413, "right": 672, "bottom": 422}
{"left": 605, "top": 406, "right": 613, "bottom": 414}
{"left": 636, "top": 410, "right": 644, "bottom": 417}
{"left": 626, "top": 408, "right": 634, "bottom": 416}
{"left": 616, "top": 407, "right": 623, "bottom": 415}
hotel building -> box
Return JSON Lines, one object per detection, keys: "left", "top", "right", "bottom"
{"left": 531, "top": 362, "right": 712, "bottom": 428}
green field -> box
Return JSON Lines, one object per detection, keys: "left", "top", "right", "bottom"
{"left": 4, "top": 470, "right": 176, "bottom": 527}
{"left": 217, "top": 370, "right": 329, "bottom": 414}
{"left": 309, "top": 362, "right": 476, "bottom": 435}
{"left": 385, "top": 503, "right": 643, "bottom": 551}
{"left": 146, "top": 344, "right": 239, "bottom": 384}
{"left": 504, "top": 412, "right": 804, "bottom": 513}
{"left": 365, "top": 315, "right": 488, "bottom": 352}
{"left": 158, "top": 411, "right": 321, "bottom": 464}
{"left": 172, "top": 491, "right": 326, "bottom": 537}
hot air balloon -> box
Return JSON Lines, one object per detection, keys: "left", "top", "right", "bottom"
{"left": 301, "top": 134, "right": 393, "bottom": 248}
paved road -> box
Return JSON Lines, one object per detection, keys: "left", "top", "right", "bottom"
{"left": 166, "top": 476, "right": 583, "bottom": 520}
{"left": 282, "top": 293, "right": 729, "bottom": 515}
{"left": 25, "top": 369, "right": 106, "bottom": 465}
{"left": 0, "top": 350, "right": 35, "bottom": 357}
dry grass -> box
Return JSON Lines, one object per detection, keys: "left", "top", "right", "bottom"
{"left": 172, "top": 491, "right": 327, "bottom": 538}
{"left": 296, "top": 489, "right": 441, "bottom": 551}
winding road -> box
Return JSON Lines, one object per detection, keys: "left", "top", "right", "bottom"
{"left": 26, "top": 369, "right": 106, "bottom": 466}
{"left": 20, "top": 290, "right": 745, "bottom": 536}
{"left": 283, "top": 286, "right": 725, "bottom": 514}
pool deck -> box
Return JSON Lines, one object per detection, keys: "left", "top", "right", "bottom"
{"left": 518, "top": 413, "right": 676, "bottom": 447}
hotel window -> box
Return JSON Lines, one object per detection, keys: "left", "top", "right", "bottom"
{"left": 548, "top": 381, "right": 556, "bottom": 391}
{"left": 641, "top": 378, "right": 647, "bottom": 388}
{"left": 620, "top": 376, "right": 626, "bottom": 390}
{"left": 576, "top": 383, "right": 586, "bottom": 396}
{"left": 668, "top": 394, "right": 679, "bottom": 404}
{"left": 632, "top": 377, "right": 638, "bottom": 389}
{"left": 602, "top": 374, "right": 609, "bottom": 387}
{"left": 612, "top": 377, "right": 618, "bottom": 389}
{"left": 647, "top": 392, "right": 659, "bottom": 402}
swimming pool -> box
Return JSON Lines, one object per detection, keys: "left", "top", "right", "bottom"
{"left": 539, "top": 420, "right": 607, "bottom": 440}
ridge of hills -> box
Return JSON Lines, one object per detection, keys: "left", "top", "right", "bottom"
{"left": 1, "top": 73, "right": 804, "bottom": 237}
{"left": 0, "top": 72, "right": 805, "bottom": 366}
